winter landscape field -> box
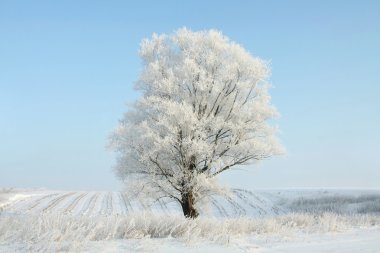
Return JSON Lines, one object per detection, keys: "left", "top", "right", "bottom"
{"left": 2, "top": 1, "right": 380, "bottom": 253}
{"left": 1, "top": 188, "right": 380, "bottom": 252}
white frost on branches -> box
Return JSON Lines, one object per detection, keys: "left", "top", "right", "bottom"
{"left": 109, "top": 28, "right": 284, "bottom": 210}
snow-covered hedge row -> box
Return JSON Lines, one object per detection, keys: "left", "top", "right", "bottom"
{"left": 288, "top": 194, "right": 380, "bottom": 214}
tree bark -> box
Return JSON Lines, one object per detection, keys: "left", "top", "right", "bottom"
{"left": 181, "top": 191, "right": 199, "bottom": 218}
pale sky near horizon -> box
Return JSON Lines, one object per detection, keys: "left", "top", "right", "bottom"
{"left": 1, "top": 0, "right": 379, "bottom": 191}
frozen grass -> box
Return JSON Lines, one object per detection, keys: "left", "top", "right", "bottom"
{"left": 1, "top": 212, "right": 379, "bottom": 246}
{"left": 0, "top": 188, "right": 16, "bottom": 213}
{"left": 0, "top": 188, "right": 14, "bottom": 202}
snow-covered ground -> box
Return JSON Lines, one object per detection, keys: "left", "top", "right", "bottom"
{"left": 1, "top": 188, "right": 379, "bottom": 252}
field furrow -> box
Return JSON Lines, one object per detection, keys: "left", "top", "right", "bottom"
{"left": 64, "top": 192, "right": 88, "bottom": 213}
{"left": 26, "top": 193, "right": 60, "bottom": 212}
{"left": 42, "top": 192, "right": 75, "bottom": 212}
{"left": 81, "top": 192, "right": 100, "bottom": 216}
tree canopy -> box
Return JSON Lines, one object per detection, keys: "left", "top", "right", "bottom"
{"left": 110, "top": 28, "right": 283, "bottom": 218}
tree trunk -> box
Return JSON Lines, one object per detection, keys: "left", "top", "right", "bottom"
{"left": 181, "top": 191, "right": 199, "bottom": 218}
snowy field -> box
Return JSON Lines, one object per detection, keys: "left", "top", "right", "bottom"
{"left": 1, "top": 188, "right": 380, "bottom": 252}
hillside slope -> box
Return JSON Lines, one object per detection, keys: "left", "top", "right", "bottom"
{"left": 1, "top": 188, "right": 380, "bottom": 217}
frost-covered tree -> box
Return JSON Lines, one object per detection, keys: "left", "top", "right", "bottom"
{"left": 110, "top": 28, "right": 283, "bottom": 218}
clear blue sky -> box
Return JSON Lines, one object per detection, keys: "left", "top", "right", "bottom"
{"left": 1, "top": 0, "right": 379, "bottom": 190}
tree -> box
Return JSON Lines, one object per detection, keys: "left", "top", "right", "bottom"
{"left": 109, "top": 28, "right": 283, "bottom": 218}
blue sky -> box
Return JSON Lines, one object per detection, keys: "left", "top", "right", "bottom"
{"left": 1, "top": 0, "right": 379, "bottom": 190}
